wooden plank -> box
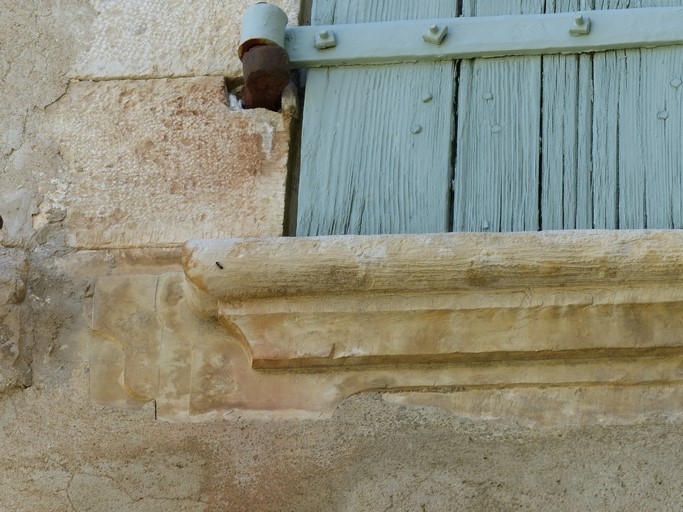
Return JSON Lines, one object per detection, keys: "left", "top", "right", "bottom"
{"left": 312, "top": 0, "right": 453, "bottom": 23}
{"left": 453, "top": 0, "right": 543, "bottom": 232}
{"left": 620, "top": 45, "right": 683, "bottom": 229}
{"left": 543, "top": 0, "right": 683, "bottom": 229}
{"left": 593, "top": 0, "right": 683, "bottom": 229}
{"left": 592, "top": 49, "right": 621, "bottom": 228}
{"left": 297, "top": 0, "right": 457, "bottom": 235}
{"left": 541, "top": 0, "right": 594, "bottom": 229}
{"left": 575, "top": 53, "right": 595, "bottom": 229}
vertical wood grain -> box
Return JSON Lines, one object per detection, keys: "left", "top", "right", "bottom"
{"left": 593, "top": 0, "right": 683, "bottom": 228}
{"left": 453, "top": 0, "right": 543, "bottom": 233}
{"left": 592, "top": 49, "right": 620, "bottom": 229}
{"left": 302, "top": 0, "right": 683, "bottom": 234}
{"left": 297, "top": 0, "right": 457, "bottom": 236}
{"left": 541, "top": 0, "right": 594, "bottom": 230}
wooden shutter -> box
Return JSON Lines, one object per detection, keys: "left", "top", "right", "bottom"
{"left": 296, "top": 0, "right": 683, "bottom": 235}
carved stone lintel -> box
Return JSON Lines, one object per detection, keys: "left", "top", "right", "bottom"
{"left": 89, "top": 231, "right": 683, "bottom": 420}
{"left": 183, "top": 231, "right": 683, "bottom": 369}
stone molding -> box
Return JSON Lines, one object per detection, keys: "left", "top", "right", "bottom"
{"left": 88, "top": 231, "right": 683, "bottom": 420}
{"left": 183, "top": 230, "right": 683, "bottom": 369}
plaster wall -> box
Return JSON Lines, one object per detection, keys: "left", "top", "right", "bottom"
{"left": 2, "top": 1, "right": 683, "bottom": 510}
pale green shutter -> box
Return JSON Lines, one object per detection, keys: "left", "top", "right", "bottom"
{"left": 296, "top": 0, "right": 683, "bottom": 235}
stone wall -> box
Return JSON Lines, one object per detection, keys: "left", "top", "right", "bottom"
{"left": 3, "top": 1, "right": 683, "bottom": 510}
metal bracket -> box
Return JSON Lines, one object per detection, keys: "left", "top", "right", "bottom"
{"left": 569, "top": 13, "right": 591, "bottom": 36}
{"left": 276, "top": 7, "right": 683, "bottom": 68}
{"left": 314, "top": 29, "right": 337, "bottom": 50}
{"left": 422, "top": 23, "right": 448, "bottom": 46}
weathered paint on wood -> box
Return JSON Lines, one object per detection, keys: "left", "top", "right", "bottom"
{"left": 541, "top": 52, "right": 594, "bottom": 229}
{"left": 457, "top": 0, "right": 683, "bottom": 231}
{"left": 286, "top": 7, "right": 683, "bottom": 68}
{"left": 543, "top": 0, "right": 683, "bottom": 229}
{"left": 297, "top": 0, "right": 456, "bottom": 235}
{"left": 592, "top": 0, "right": 683, "bottom": 229}
{"left": 300, "top": 0, "right": 683, "bottom": 234}
{"left": 453, "top": 0, "right": 543, "bottom": 232}
{"left": 593, "top": 0, "right": 683, "bottom": 229}
{"left": 592, "top": 52, "right": 620, "bottom": 228}
{"left": 541, "top": 0, "right": 593, "bottom": 229}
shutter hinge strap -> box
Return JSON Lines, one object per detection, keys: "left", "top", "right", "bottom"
{"left": 239, "top": 5, "right": 683, "bottom": 69}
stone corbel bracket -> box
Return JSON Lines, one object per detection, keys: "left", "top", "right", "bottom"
{"left": 181, "top": 230, "right": 683, "bottom": 415}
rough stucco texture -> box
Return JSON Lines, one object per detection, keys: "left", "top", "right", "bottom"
{"left": 72, "top": 0, "right": 300, "bottom": 79}
{"left": 0, "top": 248, "right": 28, "bottom": 393}
{"left": 1, "top": 0, "right": 94, "bottom": 212}
{"left": 5, "top": 389, "right": 683, "bottom": 512}
{"left": 46, "top": 77, "right": 291, "bottom": 247}
{"left": 5, "top": 0, "right": 683, "bottom": 511}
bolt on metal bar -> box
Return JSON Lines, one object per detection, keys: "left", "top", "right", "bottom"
{"left": 283, "top": 7, "right": 683, "bottom": 68}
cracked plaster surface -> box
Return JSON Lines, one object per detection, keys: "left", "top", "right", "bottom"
{"left": 6, "top": 1, "right": 683, "bottom": 510}
{"left": 0, "top": 248, "right": 29, "bottom": 393}
{"left": 1, "top": 0, "right": 94, "bottom": 198}
{"left": 6, "top": 384, "right": 683, "bottom": 511}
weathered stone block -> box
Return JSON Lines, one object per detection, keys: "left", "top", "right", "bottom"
{"left": 92, "top": 274, "right": 163, "bottom": 401}
{"left": 0, "top": 248, "right": 27, "bottom": 306}
{"left": 0, "top": 190, "right": 37, "bottom": 248}
{"left": 0, "top": 306, "right": 22, "bottom": 388}
{"left": 47, "top": 77, "right": 290, "bottom": 248}
{"left": 0, "top": 247, "right": 28, "bottom": 393}
{"left": 72, "top": 0, "right": 300, "bottom": 80}
{"left": 88, "top": 239, "right": 683, "bottom": 422}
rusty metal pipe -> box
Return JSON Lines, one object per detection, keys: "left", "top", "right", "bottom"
{"left": 241, "top": 44, "right": 290, "bottom": 111}
{"left": 238, "top": 3, "right": 291, "bottom": 111}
